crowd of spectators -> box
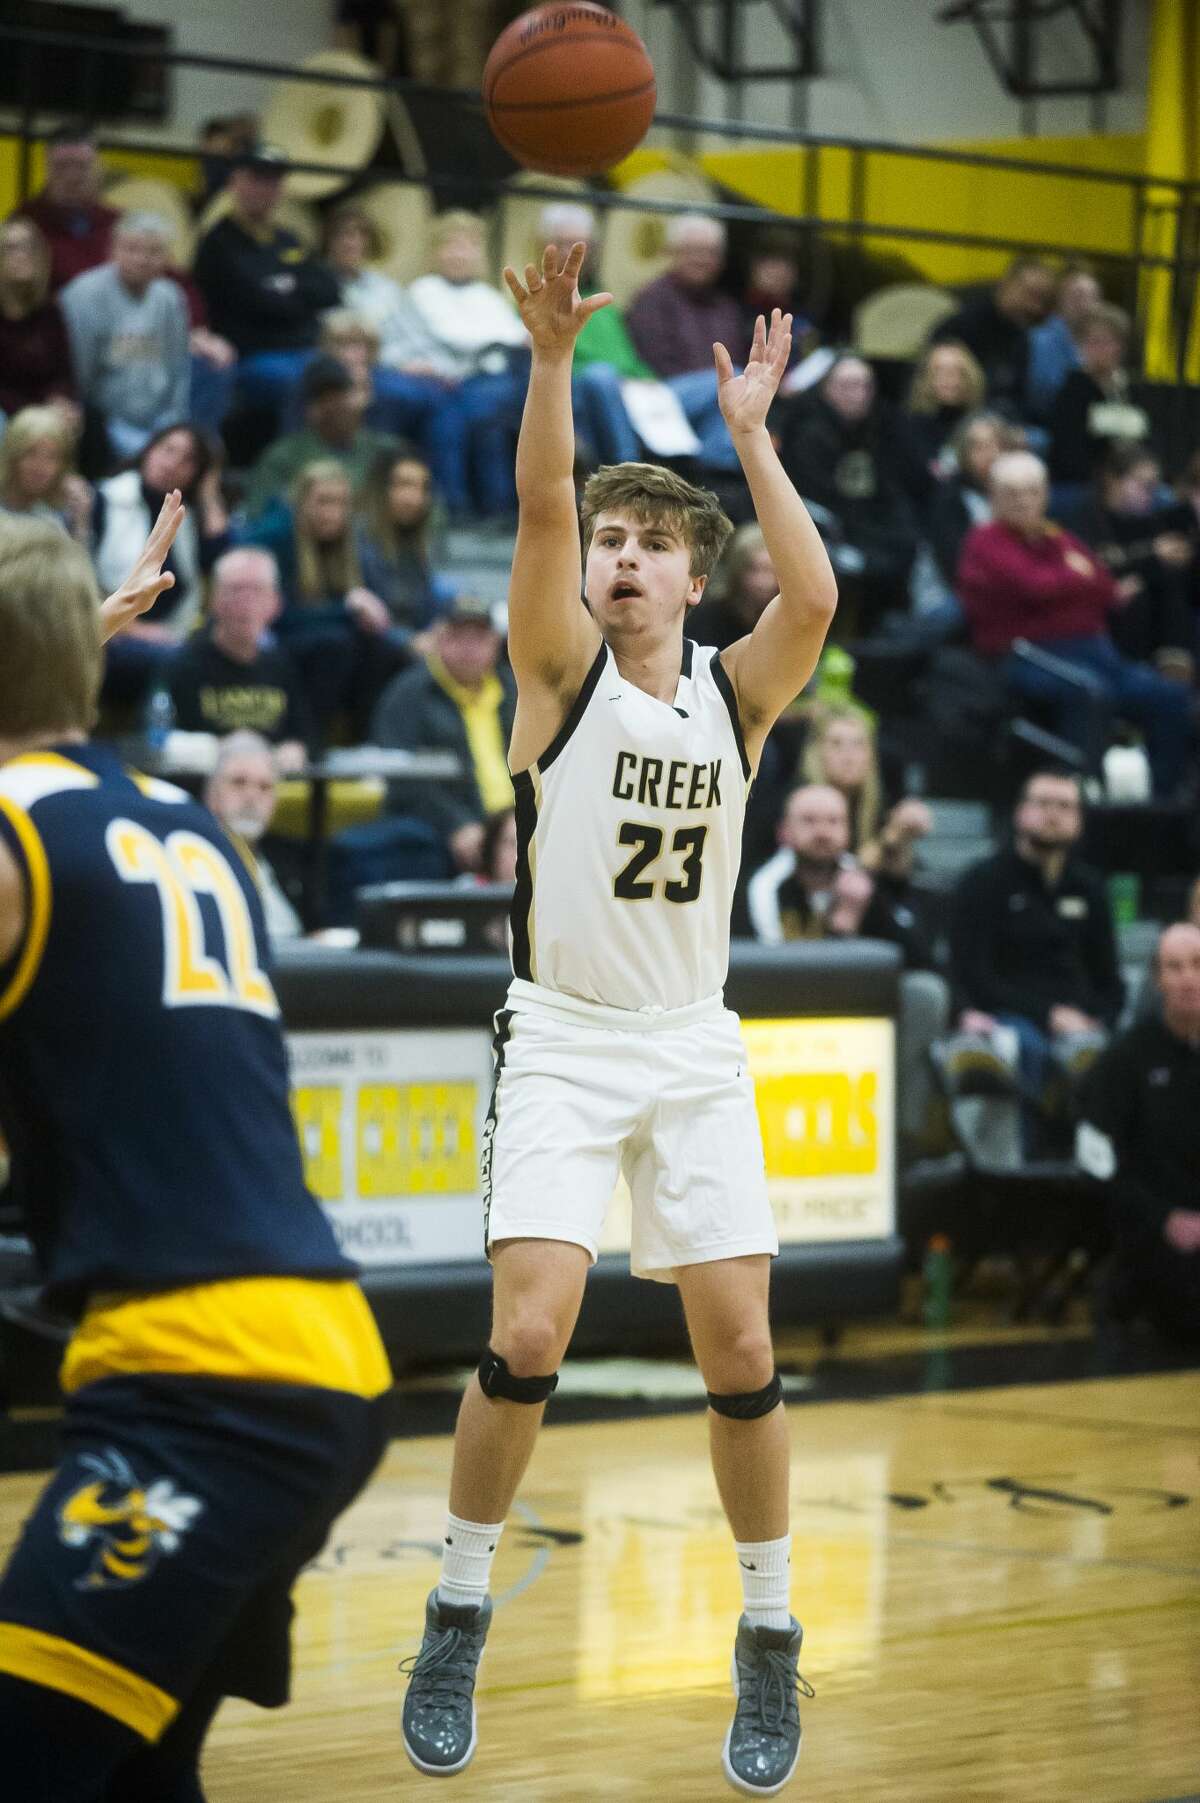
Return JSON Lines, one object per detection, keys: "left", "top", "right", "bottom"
{"left": 2, "top": 113, "right": 1199, "bottom": 1338}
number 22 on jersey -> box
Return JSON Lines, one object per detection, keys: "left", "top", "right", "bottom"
{"left": 106, "top": 818, "right": 278, "bottom": 1017}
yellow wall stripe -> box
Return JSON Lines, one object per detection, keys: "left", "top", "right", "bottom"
{"left": 0, "top": 795, "right": 52, "bottom": 1021}
{"left": 0, "top": 1623, "right": 178, "bottom": 1741}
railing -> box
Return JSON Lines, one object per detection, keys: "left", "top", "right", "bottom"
{"left": 2, "top": 19, "right": 1197, "bottom": 388}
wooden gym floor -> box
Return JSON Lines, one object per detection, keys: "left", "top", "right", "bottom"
{"left": 2, "top": 1322, "right": 1198, "bottom": 1801}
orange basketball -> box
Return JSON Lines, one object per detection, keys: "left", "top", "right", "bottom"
{"left": 483, "top": 4, "right": 656, "bottom": 178}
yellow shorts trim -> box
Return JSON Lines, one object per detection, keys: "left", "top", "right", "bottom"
{"left": 61, "top": 1277, "right": 394, "bottom": 1399}
{"left": 0, "top": 1621, "right": 178, "bottom": 1740}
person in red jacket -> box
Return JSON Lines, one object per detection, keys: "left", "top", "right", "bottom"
{"left": 14, "top": 126, "right": 118, "bottom": 292}
{"left": 957, "top": 450, "right": 1193, "bottom": 795}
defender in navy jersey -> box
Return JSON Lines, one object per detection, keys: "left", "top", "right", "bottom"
{"left": 0, "top": 508, "right": 390, "bottom": 1802}
{"left": 400, "top": 244, "right": 836, "bottom": 1796}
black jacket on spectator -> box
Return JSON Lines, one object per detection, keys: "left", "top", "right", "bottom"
{"left": 749, "top": 851, "right": 936, "bottom": 969}
{"left": 193, "top": 217, "right": 340, "bottom": 357}
{"left": 950, "top": 846, "right": 1123, "bottom": 1029}
{"left": 1047, "top": 369, "right": 1152, "bottom": 484}
{"left": 1080, "top": 1015, "right": 1200, "bottom": 1341}
{"left": 1054, "top": 491, "right": 1195, "bottom": 661}
{"left": 370, "top": 660, "right": 518, "bottom": 840}
{"left": 780, "top": 397, "right": 919, "bottom": 575}
{"left": 165, "top": 625, "right": 314, "bottom": 747}
{"left": 928, "top": 479, "right": 991, "bottom": 589}
{"left": 932, "top": 294, "right": 1030, "bottom": 419}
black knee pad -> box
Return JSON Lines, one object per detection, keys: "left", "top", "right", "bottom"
{"left": 707, "top": 1372, "right": 783, "bottom": 1419}
{"left": 478, "top": 1346, "right": 559, "bottom": 1404}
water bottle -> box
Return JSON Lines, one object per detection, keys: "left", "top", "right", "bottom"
{"left": 142, "top": 687, "right": 175, "bottom": 758}
{"left": 922, "top": 1233, "right": 953, "bottom": 1331}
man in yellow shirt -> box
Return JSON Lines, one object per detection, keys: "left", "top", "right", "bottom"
{"left": 371, "top": 594, "right": 517, "bottom": 873}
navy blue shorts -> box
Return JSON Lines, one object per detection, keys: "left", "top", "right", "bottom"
{"left": 0, "top": 1374, "right": 388, "bottom": 1741}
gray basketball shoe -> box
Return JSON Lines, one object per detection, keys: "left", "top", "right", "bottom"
{"left": 722, "top": 1614, "right": 814, "bottom": 1796}
{"left": 400, "top": 1589, "right": 492, "bottom": 1776}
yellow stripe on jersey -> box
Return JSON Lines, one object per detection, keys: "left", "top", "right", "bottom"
{"left": 61, "top": 1277, "right": 393, "bottom": 1400}
{"left": 0, "top": 794, "right": 52, "bottom": 1021}
{"left": 0, "top": 1623, "right": 178, "bottom": 1741}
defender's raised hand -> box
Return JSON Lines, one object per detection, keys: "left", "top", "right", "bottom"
{"left": 503, "top": 241, "right": 612, "bottom": 355}
{"left": 714, "top": 308, "right": 792, "bottom": 437}
{"left": 98, "top": 489, "right": 185, "bottom": 644}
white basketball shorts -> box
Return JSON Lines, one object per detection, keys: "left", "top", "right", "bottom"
{"left": 481, "top": 978, "right": 776, "bottom": 1282}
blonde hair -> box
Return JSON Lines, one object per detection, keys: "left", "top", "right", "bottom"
{"left": 320, "top": 309, "right": 381, "bottom": 359}
{"left": 290, "top": 460, "right": 359, "bottom": 604}
{"left": 908, "top": 339, "right": 986, "bottom": 415}
{"left": 0, "top": 514, "right": 102, "bottom": 737}
{"left": 430, "top": 210, "right": 485, "bottom": 250}
{"left": 581, "top": 462, "right": 734, "bottom": 579}
{"left": 706, "top": 522, "right": 768, "bottom": 603}
{"left": 800, "top": 702, "right": 882, "bottom": 845}
{"left": 0, "top": 406, "right": 75, "bottom": 512}
{"left": 0, "top": 217, "right": 51, "bottom": 318}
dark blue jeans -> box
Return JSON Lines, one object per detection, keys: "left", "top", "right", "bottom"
{"left": 1003, "top": 634, "right": 1192, "bottom": 795}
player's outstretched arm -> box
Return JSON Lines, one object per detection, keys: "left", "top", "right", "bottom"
{"left": 714, "top": 311, "right": 838, "bottom": 751}
{"left": 98, "top": 489, "right": 185, "bottom": 644}
{"left": 502, "top": 243, "right": 609, "bottom": 692}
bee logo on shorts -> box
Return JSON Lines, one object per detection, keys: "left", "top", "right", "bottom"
{"left": 57, "top": 1450, "right": 204, "bottom": 1590}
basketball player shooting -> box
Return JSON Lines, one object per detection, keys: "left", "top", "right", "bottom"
{"left": 399, "top": 241, "right": 837, "bottom": 1796}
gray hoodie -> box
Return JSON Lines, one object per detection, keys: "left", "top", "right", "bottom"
{"left": 60, "top": 263, "right": 189, "bottom": 430}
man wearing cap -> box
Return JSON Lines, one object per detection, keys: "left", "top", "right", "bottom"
{"left": 371, "top": 595, "right": 516, "bottom": 874}
{"left": 193, "top": 144, "right": 340, "bottom": 423}
{"left": 242, "top": 353, "right": 403, "bottom": 520}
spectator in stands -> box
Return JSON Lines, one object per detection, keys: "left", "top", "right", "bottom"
{"left": 316, "top": 307, "right": 470, "bottom": 490}
{"left": 626, "top": 212, "right": 748, "bottom": 472}
{"left": 204, "top": 731, "right": 303, "bottom": 940}
{"left": 1057, "top": 442, "right": 1195, "bottom": 683}
{"left": 354, "top": 448, "right": 455, "bottom": 645}
{"left": 60, "top": 213, "right": 191, "bottom": 465}
{"left": 138, "top": 222, "right": 238, "bottom": 439}
{"left": 747, "top": 783, "right": 932, "bottom": 964}
{"left": 951, "top": 767, "right": 1122, "bottom": 1111}
{"left": 0, "top": 217, "right": 76, "bottom": 424}
{"left": 957, "top": 451, "right": 1192, "bottom": 795}
{"left": 1047, "top": 304, "right": 1151, "bottom": 489}
{"left": 165, "top": 547, "right": 310, "bottom": 768}
{"left": 0, "top": 405, "right": 91, "bottom": 544}
{"left": 324, "top": 207, "right": 435, "bottom": 360}
{"left": 246, "top": 459, "right": 398, "bottom": 733}
{"left": 15, "top": 125, "right": 118, "bottom": 291}
{"left": 926, "top": 411, "right": 1014, "bottom": 590}
{"left": 539, "top": 202, "right": 644, "bottom": 464}
{"left": 687, "top": 523, "right": 778, "bottom": 650}
{"left": 932, "top": 257, "right": 1056, "bottom": 419}
{"left": 780, "top": 353, "right": 920, "bottom": 629}
{"left": 193, "top": 143, "right": 339, "bottom": 422}
{"left": 1027, "top": 264, "right": 1101, "bottom": 420}
{"left": 1078, "top": 921, "right": 1200, "bottom": 1344}
{"left": 407, "top": 211, "right": 530, "bottom": 517}
{"left": 243, "top": 354, "right": 401, "bottom": 521}
{"left": 901, "top": 340, "right": 986, "bottom": 492}
{"left": 371, "top": 593, "right": 517, "bottom": 874}
{"left": 741, "top": 233, "right": 811, "bottom": 361}
{"left": 800, "top": 703, "right": 933, "bottom": 894}
{"left": 93, "top": 423, "right": 229, "bottom": 702}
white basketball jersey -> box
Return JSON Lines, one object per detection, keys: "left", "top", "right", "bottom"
{"left": 510, "top": 639, "right": 751, "bottom": 1011}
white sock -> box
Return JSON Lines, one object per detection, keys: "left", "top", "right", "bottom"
{"left": 438, "top": 1511, "right": 505, "bottom": 1610}
{"left": 735, "top": 1535, "right": 792, "bottom": 1631}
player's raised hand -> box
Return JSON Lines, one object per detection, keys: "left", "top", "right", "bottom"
{"left": 714, "top": 308, "right": 792, "bottom": 437}
{"left": 98, "top": 489, "right": 185, "bottom": 644}
{"left": 503, "top": 241, "right": 612, "bottom": 355}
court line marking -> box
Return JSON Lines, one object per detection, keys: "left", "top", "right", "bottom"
{"left": 893, "top": 1400, "right": 1200, "bottom": 1441}
{"left": 887, "top": 1531, "right": 1200, "bottom": 1582}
